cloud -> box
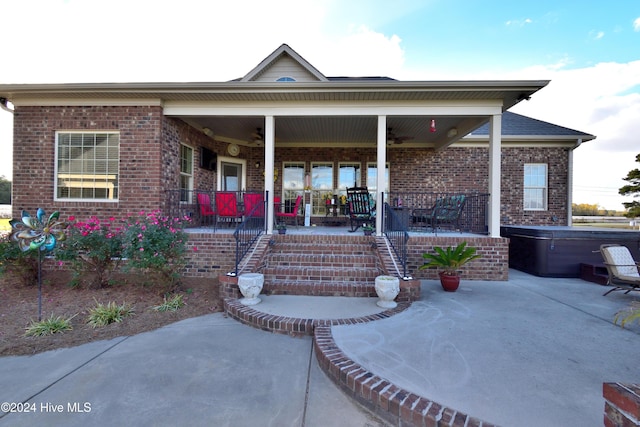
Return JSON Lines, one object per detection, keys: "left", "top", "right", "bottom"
{"left": 314, "top": 26, "right": 405, "bottom": 77}
{"left": 509, "top": 60, "right": 640, "bottom": 209}
{"left": 505, "top": 18, "right": 533, "bottom": 27}
{"left": 589, "top": 30, "right": 605, "bottom": 40}
{"left": 634, "top": 17, "right": 640, "bottom": 31}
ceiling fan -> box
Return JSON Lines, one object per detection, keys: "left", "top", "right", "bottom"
{"left": 250, "top": 127, "right": 264, "bottom": 144}
{"left": 387, "top": 127, "right": 413, "bottom": 145}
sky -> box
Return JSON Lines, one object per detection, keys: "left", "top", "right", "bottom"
{"left": 1, "top": 0, "right": 639, "bottom": 211}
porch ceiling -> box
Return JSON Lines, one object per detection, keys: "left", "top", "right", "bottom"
{"left": 184, "top": 115, "right": 480, "bottom": 148}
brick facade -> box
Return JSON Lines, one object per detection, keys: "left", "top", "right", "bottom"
{"left": 11, "top": 105, "right": 571, "bottom": 228}
{"left": 11, "top": 107, "right": 221, "bottom": 221}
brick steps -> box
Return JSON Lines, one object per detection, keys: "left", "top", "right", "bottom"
{"left": 261, "top": 235, "right": 384, "bottom": 297}
{"left": 263, "top": 279, "right": 377, "bottom": 297}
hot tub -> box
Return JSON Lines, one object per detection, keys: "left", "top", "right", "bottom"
{"left": 500, "top": 225, "right": 640, "bottom": 277}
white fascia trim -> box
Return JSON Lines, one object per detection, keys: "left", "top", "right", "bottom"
{"left": 163, "top": 100, "right": 504, "bottom": 117}
{"left": 10, "top": 98, "right": 164, "bottom": 107}
{"left": 454, "top": 140, "right": 578, "bottom": 148}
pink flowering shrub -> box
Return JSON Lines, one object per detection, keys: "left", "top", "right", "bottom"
{"left": 56, "top": 216, "right": 125, "bottom": 288}
{"left": 121, "top": 211, "right": 190, "bottom": 290}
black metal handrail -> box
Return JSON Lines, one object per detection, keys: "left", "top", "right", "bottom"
{"left": 231, "top": 193, "right": 267, "bottom": 276}
{"left": 383, "top": 202, "right": 410, "bottom": 279}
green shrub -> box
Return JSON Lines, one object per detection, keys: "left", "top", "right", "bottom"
{"left": 0, "top": 233, "right": 39, "bottom": 286}
{"left": 87, "top": 300, "right": 134, "bottom": 327}
{"left": 152, "top": 293, "right": 185, "bottom": 312}
{"left": 122, "top": 211, "right": 190, "bottom": 291}
{"left": 25, "top": 314, "right": 75, "bottom": 336}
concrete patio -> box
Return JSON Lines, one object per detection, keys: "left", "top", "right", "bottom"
{"left": 1, "top": 270, "right": 638, "bottom": 426}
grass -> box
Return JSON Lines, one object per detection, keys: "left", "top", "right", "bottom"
{"left": 152, "top": 293, "right": 185, "bottom": 312}
{"left": 574, "top": 222, "right": 637, "bottom": 229}
{"left": 87, "top": 300, "right": 134, "bottom": 328}
{"left": 25, "top": 314, "right": 75, "bottom": 337}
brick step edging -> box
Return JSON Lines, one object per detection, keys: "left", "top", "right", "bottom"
{"left": 261, "top": 281, "right": 378, "bottom": 298}
{"left": 223, "top": 298, "right": 410, "bottom": 337}
{"left": 313, "top": 325, "right": 498, "bottom": 427}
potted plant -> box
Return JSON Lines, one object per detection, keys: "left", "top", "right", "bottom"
{"left": 362, "top": 224, "right": 375, "bottom": 236}
{"left": 275, "top": 223, "right": 287, "bottom": 235}
{"left": 419, "top": 241, "right": 481, "bottom": 291}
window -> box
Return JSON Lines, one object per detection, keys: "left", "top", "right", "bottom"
{"left": 338, "top": 163, "right": 361, "bottom": 191}
{"left": 282, "top": 163, "right": 304, "bottom": 213}
{"left": 311, "top": 162, "right": 334, "bottom": 215}
{"left": 524, "top": 163, "right": 547, "bottom": 210}
{"left": 276, "top": 76, "right": 296, "bottom": 82}
{"left": 282, "top": 163, "right": 305, "bottom": 190}
{"left": 180, "top": 144, "right": 194, "bottom": 203}
{"left": 366, "top": 162, "right": 390, "bottom": 194}
{"left": 55, "top": 132, "right": 119, "bottom": 201}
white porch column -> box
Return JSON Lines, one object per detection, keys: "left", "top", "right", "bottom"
{"left": 264, "top": 116, "right": 275, "bottom": 234}
{"left": 488, "top": 114, "right": 502, "bottom": 237}
{"left": 376, "top": 115, "right": 387, "bottom": 235}
{"left": 567, "top": 139, "right": 581, "bottom": 226}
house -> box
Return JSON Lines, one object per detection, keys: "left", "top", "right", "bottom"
{"left": 0, "top": 44, "right": 595, "bottom": 281}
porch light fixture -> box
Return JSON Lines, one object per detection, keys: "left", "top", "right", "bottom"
{"left": 202, "top": 127, "right": 214, "bottom": 138}
{"left": 447, "top": 128, "right": 458, "bottom": 138}
{"left": 430, "top": 119, "right": 436, "bottom": 133}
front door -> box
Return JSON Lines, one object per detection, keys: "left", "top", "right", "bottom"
{"left": 220, "top": 161, "right": 243, "bottom": 191}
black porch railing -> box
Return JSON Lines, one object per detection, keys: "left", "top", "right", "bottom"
{"left": 166, "top": 189, "right": 267, "bottom": 276}
{"left": 231, "top": 194, "right": 267, "bottom": 276}
{"left": 387, "top": 191, "right": 490, "bottom": 235}
{"left": 383, "top": 202, "right": 410, "bottom": 278}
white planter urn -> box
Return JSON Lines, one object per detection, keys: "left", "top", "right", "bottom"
{"left": 375, "top": 275, "right": 400, "bottom": 308}
{"left": 238, "top": 273, "right": 264, "bottom": 306}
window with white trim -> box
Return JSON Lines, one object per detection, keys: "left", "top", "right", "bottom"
{"left": 338, "top": 162, "right": 361, "bottom": 191}
{"left": 281, "top": 162, "right": 305, "bottom": 213}
{"left": 55, "top": 132, "right": 119, "bottom": 201}
{"left": 524, "top": 163, "right": 547, "bottom": 210}
{"left": 366, "top": 162, "right": 390, "bottom": 201}
{"left": 310, "top": 162, "right": 334, "bottom": 215}
{"left": 180, "top": 144, "right": 194, "bottom": 203}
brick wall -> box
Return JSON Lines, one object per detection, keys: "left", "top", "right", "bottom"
{"left": 603, "top": 383, "right": 640, "bottom": 427}
{"left": 408, "top": 236, "right": 509, "bottom": 281}
{"left": 11, "top": 105, "right": 570, "bottom": 227}
{"left": 183, "top": 232, "right": 237, "bottom": 277}
{"left": 247, "top": 145, "right": 570, "bottom": 226}
{"left": 501, "top": 146, "right": 569, "bottom": 226}
{"left": 12, "top": 105, "right": 166, "bottom": 220}
{"left": 11, "top": 108, "right": 226, "bottom": 220}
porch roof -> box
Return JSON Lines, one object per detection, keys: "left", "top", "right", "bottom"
{"left": 0, "top": 79, "right": 548, "bottom": 107}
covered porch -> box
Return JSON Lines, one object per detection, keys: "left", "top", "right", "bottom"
{"left": 169, "top": 110, "right": 510, "bottom": 238}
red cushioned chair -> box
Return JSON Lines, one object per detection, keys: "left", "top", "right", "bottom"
{"left": 242, "top": 192, "right": 265, "bottom": 228}
{"left": 215, "top": 192, "right": 243, "bottom": 228}
{"left": 196, "top": 192, "right": 217, "bottom": 229}
{"left": 275, "top": 195, "right": 302, "bottom": 228}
